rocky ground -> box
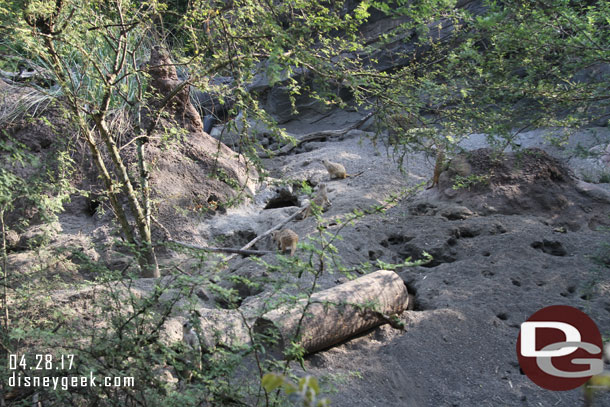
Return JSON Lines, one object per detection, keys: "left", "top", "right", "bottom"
{"left": 3, "top": 76, "right": 610, "bottom": 405}
{"left": 165, "top": 108, "right": 610, "bottom": 406}
{"left": 3, "top": 0, "right": 609, "bottom": 402}
{"left": 247, "top": 113, "right": 610, "bottom": 407}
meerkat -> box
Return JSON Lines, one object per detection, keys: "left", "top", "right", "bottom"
{"left": 182, "top": 321, "right": 200, "bottom": 350}
{"left": 321, "top": 159, "right": 365, "bottom": 179}
{"left": 321, "top": 159, "right": 347, "bottom": 179}
{"left": 426, "top": 148, "right": 446, "bottom": 189}
{"left": 271, "top": 228, "right": 299, "bottom": 256}
{"left": 300, "top": 183, "right": 331, "bottom": 219}
{"left": 182, "top": 321, "right": 202, "bottom": 373}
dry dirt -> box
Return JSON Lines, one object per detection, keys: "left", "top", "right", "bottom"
{"left": 250, "top": 113, "right": 610, "bottom": 407}
{"left": 2, "top": 80, "right": 610, "bottom": 405}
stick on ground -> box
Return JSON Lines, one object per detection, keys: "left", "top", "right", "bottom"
{"left": 165, "top": 207, "right": 305, "bottom": 261}
{"left": 224, "top": 207, "right": 305, "bottom": 261}
{"left": 259, "top": 112, "right": 374, "bottom": 158}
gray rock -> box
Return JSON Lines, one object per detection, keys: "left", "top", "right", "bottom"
{"left": 439, "top": 204, "right": 475, "bottom": 220}
{"left": 575, "top": 180, "right": 610, "bottom": 204}
{"left": 5, "top": 229, "right": 19, "bottom": 250}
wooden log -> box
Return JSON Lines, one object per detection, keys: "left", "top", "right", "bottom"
{"left": 254, "top": 270, "right": 409, "bottom": 355}
{"left": 258, "top": 112, "right": 374, "bottom": 158}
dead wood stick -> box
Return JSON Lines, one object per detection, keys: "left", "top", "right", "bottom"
{"left": 224, "top": 207, "right": 305, "bottom": 262}
{"left": 167, "top": 240, "right": 274, "bottom": 256}
{"left": 259, "top": 112, "right": 374, "bottom": 158}
{"left": 152, "top": 215, "right": 172, "bottom": 239}
{"left": 0, "top": 68, "right": 52, "bottom": 84}
{"left": 167, "top": 207, "right": 304, "bottom": 260}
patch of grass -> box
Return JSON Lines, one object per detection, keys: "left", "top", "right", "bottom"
{"left": 599, "top": 172, "right": 610, "bottom": 184}
{"left": 452, "top": 174, "right": 490, "bottom": 190}
{"left": 580, "top": 170, "right": 610, "bottom": 184}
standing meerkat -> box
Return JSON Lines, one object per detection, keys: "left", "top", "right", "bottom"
{"left": 182, "top": 321, "right": 202, "bottom": 372}
{"left": 300, "top": 183, "right": 331, "bottom": 219}
{"left": 182, "top": 321, "right": 200, "bottom": 350}
{"left": 271, "top": 228, "right": 299, "bottom": 256}
{"left": 321, "top": 159, "right": 347, "bottom": 179}
{"left": 321, "top": 159, "right": 364, "bottom": 179}
{"left": 426, "top": 148, "right": 446, "bottom": 189}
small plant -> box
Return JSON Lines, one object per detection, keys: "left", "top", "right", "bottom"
{"left": 599, "top": 172, "right": 610, "bottom": 184}
{"left": 299, "top": 180, "right": 314, "bottom": 196}
{"left": 262, "top": 373, "right": 330, "bottom": 407}
{"left": 452, "top": 174, "right": 490, "bottom": 190}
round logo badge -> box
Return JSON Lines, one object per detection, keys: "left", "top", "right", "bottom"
{"left": 516, "top": 305, "right": 603, "bottom": 391}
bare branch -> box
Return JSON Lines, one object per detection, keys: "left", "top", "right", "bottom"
{"left": 167, "top": 240, "right": 275, "bottom": 257}
{"left": 259, "top": 112, "right": 374, "bottom": 158}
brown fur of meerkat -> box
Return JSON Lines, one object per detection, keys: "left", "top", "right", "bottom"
{"left": 426, "top": 148, "right": 446, "bottom": 190}
{"left": 271, "top": 228, "right": 299, "bottom": 256}
{"left": 321, "top": 159, "right": 347, "bottom": 179}
{"left": 301, "top": 184, "right": 331, "bottom": 220}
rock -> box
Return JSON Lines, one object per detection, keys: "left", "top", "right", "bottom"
{"left": 439, "top": 205, "right": 475, "bottom": 220}
{"left": 601, "top": 144, "right": 610, "bottom": 166}
{"left": 357, "top": 1, "right": 488, "bottom": 71}
{"left": 345, "top": 129, "right": 372, "bottom": 139}
{"left": 189, "top": 76, "right": 235, "bottom": 123}
{"left": 575, "top": 180, "right": 610, "bottom": 204}
{"left": 263, "top": 186, "right": 300, "bottom": 209}
{"left": 209, "top": 123, "right": 241, "bottom": 149}
{"left": 264, "top": 84, "right": 327, "bottom": 123}
{"left": 195, "top": 287, "right": 211, "bottom": 302}
{"left": 449, "top": 155, "right": 472, "bottom": 177}
{"left": 254, "top": 183, "right": 300, "bottom": 208}
{"left": 5, "top": 230, "right": 19, "bottom": 250}
{"left": 154, "top": 366, "right": 179, "bottom": 389}
{"left": 16, "top": 223, "right": 60, "bottom": 250}
{"left": 443, "top": 187, "right": 458, "bottom": 198}
{"left": 66, "top": 244, "right": 100, "bottom": 265}
{"left": 101, "top": 250, "right": 134, "bottom": 272}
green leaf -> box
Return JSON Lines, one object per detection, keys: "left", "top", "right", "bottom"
{"left": 299, "top": 376, "right": 320, "bottom": 394}
{"left": 261, "top": 373, "right": 286, "bottom": 392}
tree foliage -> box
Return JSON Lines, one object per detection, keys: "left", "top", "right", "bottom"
{"left": 369, "top": 0, "right": 609, "bottom": 158}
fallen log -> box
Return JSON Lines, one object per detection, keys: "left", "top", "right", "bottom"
{"left": 258, "top": 112, "right": 374, "bottom": 158}
{"left": 254, "top": 269, "right": 410, "bottom": 356}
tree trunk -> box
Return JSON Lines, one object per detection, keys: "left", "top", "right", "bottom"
{"left": 0, "top": 209, "right": 9, "bottom": 329}
{"left": 40, "top": 34, "right": 159, "bottom": 277}
{"left": 94, "top": 118, "right": 160, "bottom": 278}
{"left": 136, "top": 137, "right": 159, "bottom": 278}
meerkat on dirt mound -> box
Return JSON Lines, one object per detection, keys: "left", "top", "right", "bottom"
{"left": 271, "top": 228, "right": 299, "bottom": 256}
{"left": 300, "top": 183, "right": 331, "bottom": 220}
